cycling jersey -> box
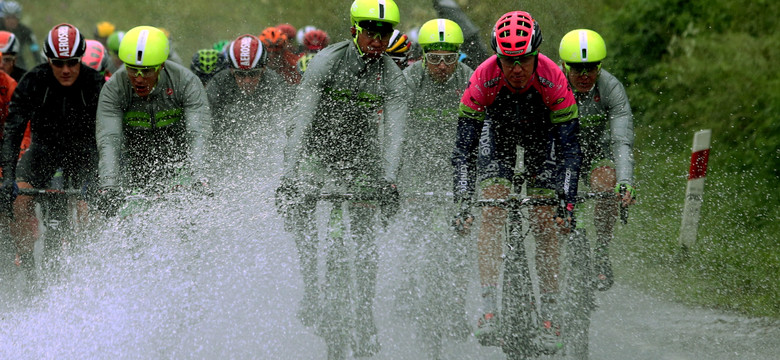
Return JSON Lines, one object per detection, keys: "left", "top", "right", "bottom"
{"left": 571, "top": 69, "right": 634, "bottom": 186}
{"left": 453, "top": 54, "right": 581, "bottom": 205}
{"left": 206, "top": 68, "right": 292, "bottom": 140}
{"left": 399, "top": 60, "right": 472, "bottom": 195}
{"left": 283, "top": 40, "right": 408, "bottom": 184}
{"left": 0, "top": 63, "right": 104, "bottom": 185}
{"left": 96, "top": 61, "right": 211, "bottom": 190}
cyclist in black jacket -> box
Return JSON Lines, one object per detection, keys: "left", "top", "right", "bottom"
{"left": 0, "top": 23, "right": 105, "bottom": 273}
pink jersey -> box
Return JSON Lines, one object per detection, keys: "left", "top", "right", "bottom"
{"left": 460, "top": 54, "right": 577, "bottom": 124}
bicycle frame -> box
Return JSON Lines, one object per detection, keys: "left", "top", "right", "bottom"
{"left": 476, "top": 194, "right": 593, "bottom": 359}
{"left": 17, "top": 188, "right": 84, "bottom": 274}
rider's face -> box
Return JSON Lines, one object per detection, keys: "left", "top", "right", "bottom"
{"left": 231, "top": 68, "right": 264, "bottom": 93}
{"left": 49, "top": 58, "right": 81, "bottom": 87}
{"left": 352, "top": 26, "right": 392, "bottom": 59}
{"left": 499, "top": 54, "right": 535, "bottom": 89}
{"left": 126, "top": 64, "right": 162, "bottom": 98}
{"left": 424, "top": 51, "right": 459, "bottom": 83}
{"left": 565, "top": 62, "right": 600, "bottom": 93}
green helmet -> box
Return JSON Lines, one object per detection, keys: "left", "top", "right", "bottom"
{"left": 418, "top": 18, "right": 463, "bottom": 52}
{"left": 106, "top": 30, "right": 125, "bottom": 55}
{"left": 350, "top": 0, "right": 400, "bottom": 27}
{"left": 119, "top": 26, "right": 169, "bottom": 67}
{"left": 559, "top": 29, "right": 606, "bottom": 63}
{"left": 212, "top": 40, "right": 230, "bottom": 52}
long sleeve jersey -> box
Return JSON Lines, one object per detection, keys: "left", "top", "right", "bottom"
{"left": 1, "top": 63, "right": 104, "bottom": 180}
{"left": 453, "top": 54, "right": 581, "bottom": 205}
{"left": 572, "top": 69, "right": 634, "bottom": 185}
{"left": 96, "top": 61, "right": 211, "bottom": 189}
{"left": 399, "top": 60, "right": 472, "bottom": 195}
{"left": 283, "top": 40, "right": 408, "bottom": 183}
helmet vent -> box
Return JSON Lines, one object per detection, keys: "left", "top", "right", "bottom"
{"left": 581, "top": 49, "right": 587, "bottom": 59}
{"left": 378, "top": 0, "right": 385, "bottom": 18}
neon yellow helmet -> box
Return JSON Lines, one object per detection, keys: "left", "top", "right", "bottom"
{"left": 350, "top": 0, "right": 400, "bottom": 27}
{"left": 118, "top": 26, "right": 169, "bottom": 66}
{"left": 559, "top": 29, "right": 606, "bottom": 63}
{"left": 418, "top": 18, "right": 463, "bottom": 52}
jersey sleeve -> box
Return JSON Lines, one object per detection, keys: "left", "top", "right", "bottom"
{"left": 600, "top": 72, "right": 635, "bottom": 185}
{"left": 381, "top": 58, "right": 409, "bottom": 183}
{"left": 180, "top": 68, "right": 213, "bottom": 181}
{"left": 96, "top": 75, "right": 127, "bottom": 189}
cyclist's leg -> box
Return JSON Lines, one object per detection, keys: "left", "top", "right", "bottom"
{"left": 350, "top": 202, "right": 381, "bottom": 356}
{"left": 590, "top": 162, "right": 618, "bottom": 290}
{"left": 476, "top": 180, "right": 510, "bottom": 338}
{"left": 11, "top": 149, "right": 51, "bottom": 267}
{"left": 291, "top": 204, "right": 320, "bottom": 326}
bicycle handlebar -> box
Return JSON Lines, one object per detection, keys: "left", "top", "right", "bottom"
{"left": 17, "top": 188, "right": 84, "bottom": 197}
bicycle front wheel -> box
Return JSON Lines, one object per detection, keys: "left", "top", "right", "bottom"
{"left": 560, "top": 228, "right": 594, "bottom": 359}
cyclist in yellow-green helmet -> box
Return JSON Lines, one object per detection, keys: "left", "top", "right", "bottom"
{"left": 559, "top": 29, "right": 635, "bottom": 291}
{"left": 95, "top": 26, "right": 212, "bottom": 216}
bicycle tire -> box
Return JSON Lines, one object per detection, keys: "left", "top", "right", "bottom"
{"left": 500, "top": 209, "right": 540, "bottom": 359}
{"left": 559, "top": 228, "right": 593, "bottom": 359}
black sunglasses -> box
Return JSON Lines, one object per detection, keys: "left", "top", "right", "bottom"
{"left": 50, "top": 58, "right": 81, "bottom": 68}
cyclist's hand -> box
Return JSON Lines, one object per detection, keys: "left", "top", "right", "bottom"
{"left": 555, "top": 202, "right": 576, "bottom": 232}
{"left": 616, "top": 183, "right": 636, "bottom": 208}
{"left": 378, "top": 180, "right": 399, "bottom": 227}
{"left": 96, "top": 188, "right": 122, "bottom": 218}
{"left": 452, "top": 200, "right": 474, "bottom": 235}
{"left": 191, "top": 178, "right": 214, "bottom": 197}
{"left": 275, "top": 177, "right": 303, "bottom": 218}
{"left": 0, "top": 178, "right": 18, "bottom": 216}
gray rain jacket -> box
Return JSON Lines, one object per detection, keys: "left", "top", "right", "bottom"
{"left": 400, "top": 60, "right": 472, "bottom": 195}
{"left": 283, "top": 40, "right": 408, "bottom": 184}
{"left": 574, "top": 69, "right": 635, "bottom": 185}
{"left": 96, "top": 61, "right": 212, "bottom": 189}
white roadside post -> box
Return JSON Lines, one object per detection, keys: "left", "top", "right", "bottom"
{"left": 678, "top": 129, "right": 712, "bottom": 249}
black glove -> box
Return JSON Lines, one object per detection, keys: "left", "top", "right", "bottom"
{"left": 0, "top": 178, "right": 18, "bottom": 216}
{"left": 191, "top": 178, "right": 214, "bottom": 197}
{"left": 451, "top": 198, "right": 473, "bottom": 234}
{"left": 275, "top": 177, "right": 303, "bottom": 218}
{"left": 96, "top": 188, "right": 123, "bottom": 218}
{"left": 378, "top": 180, "right": 399, "bottom": 221}
{"left": 556, "top": 201, "right": 576, "bottom": 229}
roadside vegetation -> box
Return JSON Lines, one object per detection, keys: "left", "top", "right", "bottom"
{"left": 25, "top": 0, "right": 778, "bottom": 317}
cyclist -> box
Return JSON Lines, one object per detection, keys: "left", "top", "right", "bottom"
{"left": 105, "top": 30, "right": 125, "bottom": 74}
{"left": 296, "top": 29, "right": 330, "bottom": 75}
{"left": 0, "top": 31, "right": 25, "bottom": 81}
{"left": 94, "top": 21, "right": 116, "bottom": 47}
{"left": 559, "top": 29, "right": 635, "bottom": 291}
{"left": 397, "top": 17, "right": 473, "bottom": 343}
{"left": 385, "top": 29, "right": 411, "bottom": 69}
{"left": 259, "top": 26, "right": 302, "bottom": 85}
{"left": 0, "top": 1, "right": 45, "bottom": 68}
{"left": 277, "top": 0, "right": 407, "bottom": 355}
{"left": 95, "top": 25, "right": 211, "bottom": 214}
{"left": 82, "top": 39, "right": 111, "bottom": 79}
{"left": 190, "top": 48, "right": 227, "bottom": 86}
{"left": 0, "top": 23, "right": 105, "bottom": 273}
{"left": 206, "top": 34, "right": 290, "bottom": 141}
{"left": 451, "top": 11, "right": 581, "bottom": 348}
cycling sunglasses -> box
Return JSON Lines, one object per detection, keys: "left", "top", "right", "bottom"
{"left": 126, "top": 64, "right": 162, "bottom": 78}
{"left": 425, "top": 52, "right": 459, "bottom": 66}
{"left": 565, "top": 62, "right": 601, "bottom": 75}
{"left": 496, "top": 52, "right": 537, "bottom": 68}
{"left": 50, "top": 58, "right": 81, "bottom": 68}
{"left": 232, "top": 69, "right": 263, "bottom": 78}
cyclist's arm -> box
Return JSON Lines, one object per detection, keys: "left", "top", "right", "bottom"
{"left": 554, "top": 116, "right": 582, "bottom": 205}
{"left": 0, "top": 74, "right": 35, "bottom": 180}
{"left": 452, "top": 103, "right": 483, "bottom": 203}
{"left": 179, "top": 66, "right": 213, "bottom": 181}
{"left": 282, "top": 49, "right": 331, "bottom": 179}
{"left": 381, "top": 58, "right": 409, "bottom": 183}
{"left": 600, "top": 72, "right": 635, "bottom": 186}
{"left": 95, "top": 76, "right": 127, "bottom": 189}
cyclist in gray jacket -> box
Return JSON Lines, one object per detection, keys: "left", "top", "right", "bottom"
{"left": 396, "top": 18, "right": 474, "bottom": 348}
{"left": 96, "top": 26, "right": 211, "bottom": 214}
{"left": 559, "top": 29, "right": 635, "bottom": 291}
{"left": 276, "top": 0, "right": 407, "bottom": 356}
